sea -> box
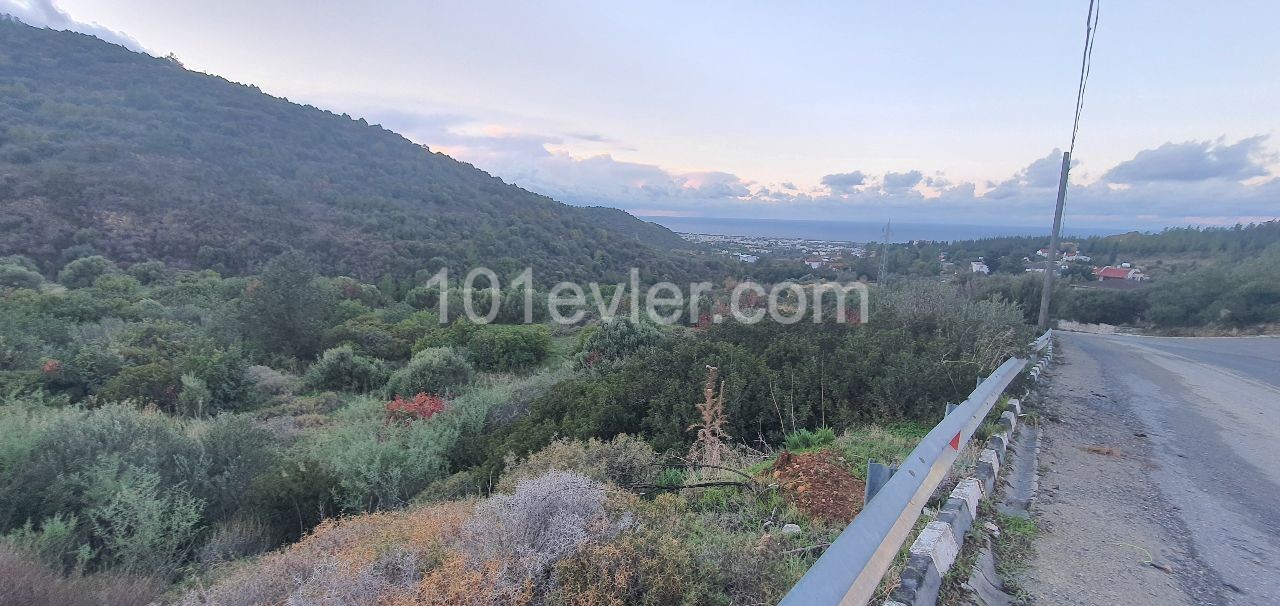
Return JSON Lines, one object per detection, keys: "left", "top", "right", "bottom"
{"left": 639, "top": 216, "right": 1125, "bottom": 244}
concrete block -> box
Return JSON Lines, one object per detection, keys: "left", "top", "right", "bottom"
{"left": 979, "top": 449, "right": 1001, "bottom": 477}
{"left": 910, "top": 521, "right": 961, "bottom": 573}
{"left": 891, "top": 553, "right": 942, "bottom": 606}
{"left": 952, "top": 477, "right": 984, "bottom": 514}
{"left": 986, "top": 434, "right": 1006, "bottom": 457}
{"left": 1008, "top": 398, "right": 1022, "bottom": 415}
{"left": 1001, "top": 410, "right": 1018, "bottom": 433}
{"left": 938, "top": 497, "right": 974, "bottom": 543}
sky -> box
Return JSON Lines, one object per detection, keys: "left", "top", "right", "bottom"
{"left": 5, "top": 0, "right": 1279, "bottom": 230}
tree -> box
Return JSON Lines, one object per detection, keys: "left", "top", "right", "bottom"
{"left": 57, "top": 255, "right": 117, "bottom": 288}
{"left": 0, "top": 264, "right": 44, "bottom": 289}
{"left": 241, "top": 252, "right": 336, "bottom": 358}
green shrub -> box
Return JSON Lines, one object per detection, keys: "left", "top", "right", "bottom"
{"left": 303, "top": 345, "right": 390, "bottom": 393}
{"left": 411, "top": 317, "right": 480, "bottom": 353}
{"left": 467, "top": 324, "right": 552, "bottom": 372}
{"left": 1060, "top": 288, "right": 1144, "bottom": 325}
{"left": 176, "top": 374, "right": 212, "bottom": 417}
{"left": 3, "top": 513, "right": 87, "bottom": 573}
{"left": 190, "top": 414, "right": 279, "bottom": 523}
{"left": 384, "top": 347, "right": 473, "bottom": 398}
{"left": 91, "top": 274, "right": 141, "bottom": 299}
{"left": 325, "top": 316, "right": 406, "bottom": 360}
{"left": 306, "top": 397, "right": 455, "bottom": 510}
{"left": 88, "top": 468, "right": 204, "bottom": 575}
{"left": 97, "top": 362, "right": 181, "bottom": 408}
{"left": 0, "top": 264, "right": 44, "bottom": 289}
{"left": 125, "top": 261, "right": 166, "bottom": 285}
{"left": 574, "top": 317, "right": 663, "bottom": 367}
{"left": 239, "top": 251, "right": 337, "bottom": 358}
{"left": 57, "top": 256, "right": 117, "bottom": 289}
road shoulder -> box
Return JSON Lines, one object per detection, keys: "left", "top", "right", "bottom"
{"left": 1018, "top": 337, "right": 1218, "bottom": 605}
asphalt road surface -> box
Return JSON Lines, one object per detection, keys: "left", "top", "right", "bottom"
{"left": 1023, "top": 332, "right": 1280, "bottom": 605}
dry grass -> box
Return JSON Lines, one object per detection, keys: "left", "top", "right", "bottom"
{"left": 180, "top": 501, "right": 473, "bottom": 606}
{"left": 688, "top": 366, "right": 731, "bottom": 468}
{"left": 0, "top": 544, "right": 162, "bottom": 606}
{"left": 1081, "top": 445, "right": 1121, "bottom": 457}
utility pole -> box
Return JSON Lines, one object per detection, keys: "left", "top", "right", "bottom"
{"left": 1037, "top": 151, "right": 1071, "bottom": 330}
{"left": 1038, "top": 0, "right": 1100, "bottom": 330}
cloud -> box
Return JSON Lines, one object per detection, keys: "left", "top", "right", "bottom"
{"left": 1104, "top": 136, "right": 1272, "bottom": 183}
{"left": 984, "top": 150, "right": 1067, "bottom": 199}
{"left": 821, "top": 171, "right": 868, "bottom": 193}
{"left": 1, "top": 0, "right": 147, "bottom": 52}
{"left": 335, "top": 104, "right": 1280, "bottom": 229}
{"left": 882, "top": 170, "right": 923, "bottom": 191}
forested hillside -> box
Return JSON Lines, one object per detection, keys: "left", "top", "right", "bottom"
{"left": 0, "top": 20, "right": 709, "bottom": 284}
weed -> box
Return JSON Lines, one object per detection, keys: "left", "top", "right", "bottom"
{"left": 992, "top": 513, "right": 1038, "bottom": 594}
{"left": 783, "top": 427, "right": 837, "bottom": 451}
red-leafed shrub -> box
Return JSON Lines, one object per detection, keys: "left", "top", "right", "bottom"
{"left": 385, "top": 393, "right": 447, "bottom": 423}
{"left": 40, "top": 359, "right": 62, "bottom": 375}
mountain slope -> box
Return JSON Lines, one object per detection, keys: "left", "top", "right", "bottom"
{"left": 0, "top": 20, "right": 711, "bottom": 284}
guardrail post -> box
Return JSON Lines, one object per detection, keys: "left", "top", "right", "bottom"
{"left": 945, "top": 401, "right": 957, "bottom": 416}
{"left": 865, "top": 460, "right": 897, "bottom": 504}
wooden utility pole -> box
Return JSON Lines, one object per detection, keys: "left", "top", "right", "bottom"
{"left": 1037, "top": 151, "right": 1071, "bottom": 330}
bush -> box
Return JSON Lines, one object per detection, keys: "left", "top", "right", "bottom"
{"left": 191, "top": 413, "right": 280, "bottom": 523}
{"left": 57, "top": 255, "right": 118, "bottom": 289}
{"left": 306, "top": 397, "right": 455, "bottom": 511}
{"left": 1060, "top": 288, "right": 1144, "bottom": 325}
{"left": 125, "top": 260, "right": 166, "bottom": 285}
{"left": 467, "top": 324, "right": 551, "bottom": 372}
{"left": 325, "top": 315, "right": 410, "bottom": 360}
{"left": 459, "top": 471, "right": 612, "bottom": 600}
{"left": 96, "top": 361, "right": 181, "bottom": 408}
{"left": 240, "top": 251, "right": 336, "bottom": 358}
{"left": 0, "top": 264, "right": 44, "bottom": 289}
{"left": 3, "top": 513, "right": 87, "bottom": 573}
{"left": 88, "top": 468, "right": 204, "bottom": 575}
{"left": 499, "top": 434, "right": 658, "bottom": 492}
{"left": 176, "top": 373, "right": 212, "bottom": 417}
{"left": 176, "top": 502, "right": 472, "bottom": 606}
{"left": 304, "top": 345, "right": 390, "bottom": 393}
{"left": 246, "top": 364, "right": 297, "bottom": 397}
{"left": 384, "top": 347, "right": 473, "bottom": 398}
{"left": 575, "top": 317, "right": 663, "bottom": 367}
{"left": 195, "top": 517, "right": 272, "bottom": 564}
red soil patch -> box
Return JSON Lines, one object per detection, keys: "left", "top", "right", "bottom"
{"left": 769, "top": 450, "right": 865, "bottom": 523}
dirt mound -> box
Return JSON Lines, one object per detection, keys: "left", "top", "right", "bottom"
{"left": 770, "top": 450, "right": 865, "bottom": 523}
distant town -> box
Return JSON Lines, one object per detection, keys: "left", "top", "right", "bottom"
{"left": 677, "top": 231, "right": 1149, "bottom": 287}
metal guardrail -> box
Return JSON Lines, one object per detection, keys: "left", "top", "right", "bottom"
{"left": 779, "top": 330, "right": 1052, "bottom": 606}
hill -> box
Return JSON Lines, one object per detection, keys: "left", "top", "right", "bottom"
{"left": 0, "top": 19, "right": 712, "bottom": 284}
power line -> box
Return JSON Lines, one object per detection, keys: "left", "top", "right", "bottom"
{"left": 1038, "top": 0, "right": 1101, "bottom": 330}
{"left": 1070, "top": 0, "right": 1101, "bottom": 155}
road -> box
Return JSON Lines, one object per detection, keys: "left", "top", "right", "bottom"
{"left": 1022, "top": 332, "right": 1280, "bottom": 605}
